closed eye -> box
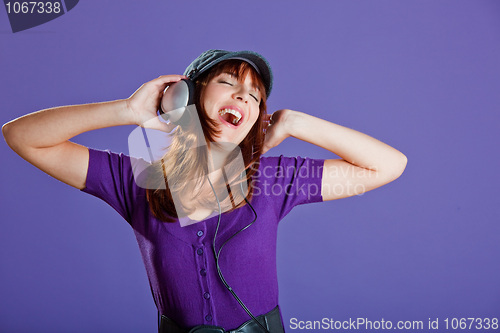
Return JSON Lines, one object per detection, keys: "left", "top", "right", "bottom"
{"left": 218, "top": 76, "right": 260, "bottom": 102}
{"left": 250, "top": 94, "right": 259, "bottom": 102}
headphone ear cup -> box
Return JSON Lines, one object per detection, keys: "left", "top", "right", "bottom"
{"left": 160, "top": 79, "right": 196, "bottom": 125}
{"left": 185, "top": 78, "right": 195, "bottom": 106}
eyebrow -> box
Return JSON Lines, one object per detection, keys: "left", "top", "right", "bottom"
{"left": 219, "top": 72, "right": 261, "bottom": 92}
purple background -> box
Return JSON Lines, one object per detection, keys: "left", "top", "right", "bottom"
{"left": 1, "top": 1, "right": 499, "bottom": 332}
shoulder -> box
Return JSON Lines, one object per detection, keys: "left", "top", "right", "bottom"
{"left": 259, "top": 154, "right": 324, "bottom": 169}
{"left": 252, "top": 155, "right": 325, "bottom": 212}
{"left": 87, "top": 147, "right": 147, "bottom": 172}
{"left": 85, "top": 148, "right": 149, "bottom": 192}
{"left": 259, "top": 154, "right": 308, "bottom": 167}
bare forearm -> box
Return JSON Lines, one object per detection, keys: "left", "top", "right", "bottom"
{"left": 3, "top": 99, "right": 133, "bottom": 151}
{"left": 286, "top": 110, "right": 407, "bottom": 175}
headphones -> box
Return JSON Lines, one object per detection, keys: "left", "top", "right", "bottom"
{"left": 158, "top": 79, "right": 195, "bottom": 126}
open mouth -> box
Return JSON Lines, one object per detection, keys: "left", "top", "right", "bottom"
{"left": 218, "top": 108, "right": 243, "bottom": 126}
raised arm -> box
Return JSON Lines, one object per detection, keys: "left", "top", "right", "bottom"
{"left": 2, "top": 75, "right": 184, "bottom": 189}
{"left": 263, "top": 109, "right": 407, "bottom": 201}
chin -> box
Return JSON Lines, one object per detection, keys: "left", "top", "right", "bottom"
{"left": 216, "top": 129, "right": 248, "bottom": 146}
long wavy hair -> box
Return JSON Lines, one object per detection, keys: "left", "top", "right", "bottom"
{"left": 146, "top": 60, "right": 268, "bottom": 222}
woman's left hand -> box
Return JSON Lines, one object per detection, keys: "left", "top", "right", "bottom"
{"left": 262, "top": 109, "right": 294, "bottom": 154}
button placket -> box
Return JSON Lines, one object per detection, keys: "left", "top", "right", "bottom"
{"left": 193, "top": 224, "right": 212, "bottom": 325}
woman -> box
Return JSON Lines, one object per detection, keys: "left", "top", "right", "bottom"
{"left": 2, "top": 49, "right": 407, "bottom": 332}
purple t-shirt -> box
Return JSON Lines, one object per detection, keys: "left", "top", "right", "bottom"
{"left": 82, "top": 148, "right": 324, "bottom": 330}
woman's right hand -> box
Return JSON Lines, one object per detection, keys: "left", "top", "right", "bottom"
{"left": 2, "top": 74, "right": 187, "bottom": 190}
{"left": 126, "top": 74, "right": 187, "bottom": 132}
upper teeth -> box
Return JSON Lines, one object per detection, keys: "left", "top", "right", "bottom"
{"left": 219, "top": 109, "right": 242, "bottom": 124}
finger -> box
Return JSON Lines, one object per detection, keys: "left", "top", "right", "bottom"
{"left": 156, "top": 74, "right": 186, "bottom": 80}
{"left": 148, "top": 75, "right": 186, "bottom": 92}
{"left": 155, "top": 74, "right": 188, "bottom": 85}
{"left": 163, "top": 122, "right": 178, "bottom": 133}
{"left": 138, "top": 75, "right": 186, "bottom": 95}
{"left": 262, "top": 114, "right": 272, "bottom": 129}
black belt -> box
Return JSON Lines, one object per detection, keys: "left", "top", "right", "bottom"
{"left": 159, "top": 306, "right": 285, "bottom": 333}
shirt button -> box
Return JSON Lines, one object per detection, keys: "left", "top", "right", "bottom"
{"left": 197, "top": 230, "right": 204, "bottom": 237}
{"left": 200, "top": 269, "right": 206, "bottom": 276}
{"left": 205, "top": 315, "right": 212, "bottom": 321}
{"left": 197, "top": 248, "right": 203, "bottom": 255}
{"left": 203, "top": 292, "right": 211, "bottom": 300}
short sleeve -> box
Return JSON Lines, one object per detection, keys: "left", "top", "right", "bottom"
{"left": 257, "top": 155, "right": 324, "bottom": 221}
{"left": 81, "top": 148, "right": 143, "bottom": 223}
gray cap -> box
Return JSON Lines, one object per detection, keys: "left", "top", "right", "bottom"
{"left": 184, "top": 49, "right": 273, "bottom": 98}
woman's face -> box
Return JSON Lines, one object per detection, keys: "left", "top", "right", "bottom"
{"left": 201, "top": 71, "right": 262, "bottom": 146}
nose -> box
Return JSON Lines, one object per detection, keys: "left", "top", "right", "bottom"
{"left": 232, "top": 86, "right": 249, "bottom": 103}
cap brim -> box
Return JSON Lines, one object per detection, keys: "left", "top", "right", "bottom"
{"left": 188, "top": 50, "right": 273, "bottom": 98}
